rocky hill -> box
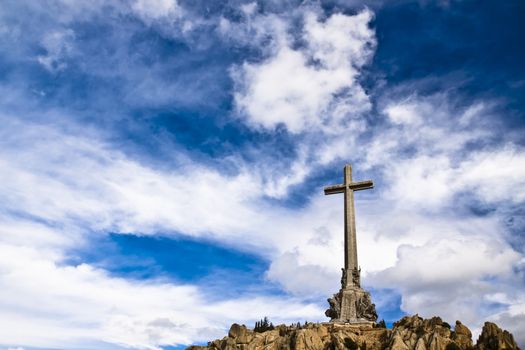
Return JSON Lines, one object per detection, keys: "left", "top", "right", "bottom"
{"left": 188, "top": 315, "right": 520, "bottom": 350}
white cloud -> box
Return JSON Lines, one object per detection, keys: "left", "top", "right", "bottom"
{"left": 266, "top": 251, "right": 338, "bottom": 297}
{"left": 232, "top": 9, "right": 375, "bottom": 133}
{"left": 384, "top": 101, "right": 423, "bottom": 125}
{"left": 460, "top": 147, "right": 525, "bottom": 203}
{"left": 350, "top": 184, "right": 524, "bottom": 337}
{"left": 371, "top": 237, "right": 519, "bottom": 288}
{"left": 0, "top": 114, "right": 331, "bottom": 348}
{"left": 224, "top": 7, "right": 377, "bottom": 202}
{"left": 304, "top": 11, "right": 375, "bottom": 70}
{"left": 363, "top": 95, "right": 525, "bottom": 209}
{"left": 0, "top": 238, "right": 322, "bottom": 350}
{"left": 2, "top": 2, "right": 525, "bottom": 349}
{"left": 385, "top": 155, "right": 455, "bottom": 207}
{"left": 131, "top": 0, "right": 181, "bottom": 20}
{"left": 0, "top": 117, "right": 262, "bottom": 240}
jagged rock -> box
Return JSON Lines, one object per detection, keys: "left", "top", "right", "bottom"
{"left": 452, "top": 321, "right": 473, "bottom": 349}
{"left": 191, "top": 315, "right": 520, "bottom": 350}
{"left": 390, "top": 315, "right": 455, "bottom": 350}
{"left": 476, "top": 322, "right": 520, "bottom": 350}
{"left": 293, "top": 329, "right": 323, "bottom": 350}
{"left": 390, "top": 331, "right": 410, "bottom": 350}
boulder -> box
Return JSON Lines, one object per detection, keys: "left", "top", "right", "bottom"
{"left": 228, "top": 324, "right": 253, "bottom": 344}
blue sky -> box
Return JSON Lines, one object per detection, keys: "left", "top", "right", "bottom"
{"left": 0, "top": 0, "right": 524, "bottom": 349}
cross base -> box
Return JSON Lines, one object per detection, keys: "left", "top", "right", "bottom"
{"left": 325, "top": 286, "right": 378, "bottom": 323}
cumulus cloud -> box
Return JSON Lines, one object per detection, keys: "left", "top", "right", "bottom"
{"left": 266, "top": 251, "right": 338, "bottom": 297}
{"left": 366, "top": 234, "right": 521, "bottom": 339}
{"left": 232, "top": 9, "right": 375, "bottom": 133}
{"left": 370, "top": 236, "right": 519, "bottom": 293}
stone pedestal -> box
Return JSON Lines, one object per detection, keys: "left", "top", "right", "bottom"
{"left": 325, "top": 269, "right": 378, "bottom": 323}
{"left": 326, "top": 286, "right": 378, "bottom": 323}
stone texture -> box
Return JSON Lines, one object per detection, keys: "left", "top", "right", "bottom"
{"left": 229, "top": 324, "right": 253, "bottom": 344}
{"left": 323, "top": 165, "right": 373, "bottom": 278}
{"left": 389, "top": 315, "right": 453, "bottom": 350}
{"left": 477, "top": 322, "right": 520, "bottom": 350}
{"left": 191, "top": 315, "right": 520, "bottom": 350}
{"left": 452, "top": 321, "right": 472, "bottom": 349}
{"left": 326, "top": 286, "right": 378, "bottom": 323}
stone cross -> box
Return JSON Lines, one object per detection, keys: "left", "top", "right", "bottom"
{"left": 324, "top": 164, "right": 373, "bottom": 287}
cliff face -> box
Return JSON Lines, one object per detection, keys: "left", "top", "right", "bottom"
{"left": 188, "top": 315, "right": 520, "bottom": 350}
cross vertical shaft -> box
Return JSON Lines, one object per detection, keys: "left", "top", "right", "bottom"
{"left": 344, "top": 165, "right": 358, "bottom": 272}
{"left": 324, "top": 164, "right": 378, "bottom": 323}
{"left": 324, "top": 164, "right": 373, "bottom": 288}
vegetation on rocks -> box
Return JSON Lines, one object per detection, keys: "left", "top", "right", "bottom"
{"left": 254, "top": 317, "right": 275, "bottom": 333}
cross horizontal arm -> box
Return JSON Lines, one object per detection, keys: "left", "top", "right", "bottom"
{"left": 324, "top": 184, "right": 345, "bottom": 195}
{"left": 348, "top": 180, "right": 374, "bottom": 191}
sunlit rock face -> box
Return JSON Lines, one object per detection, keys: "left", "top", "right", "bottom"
{"left": 188, "top": 315, "right": 520, "bottom": 350}
{"left": 476, "top": 322, "right": 520, "bottom": 350}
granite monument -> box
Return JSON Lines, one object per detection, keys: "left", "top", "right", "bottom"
{"left": 324, "top": 164, "right": 378, "bottom": 323}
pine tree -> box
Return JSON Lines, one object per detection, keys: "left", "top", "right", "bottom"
{"left": 254, "top": 317, "right": 274, "bottom": 332}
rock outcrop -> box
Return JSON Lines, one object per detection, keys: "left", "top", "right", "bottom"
{"left": 476, "top": 322, "right": 519, "bottom": 350}
{"left": 188, "top": 315, "right": 520, "bottom": 350}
